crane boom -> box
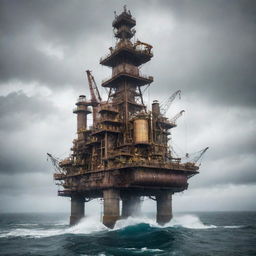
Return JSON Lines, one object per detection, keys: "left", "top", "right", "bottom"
{"left": 47, "top": 153, "right": 62, "bottom": 173}
{"left": 86, "top": 70, "right": 102, "bottom": 126}
{"left": 194, "top": 147, "right": 209, "bottom": 163}
{"left": 86, "top": 70, "right": 102, "bottom": 106}
{"left": 170, "top": 110, "right": 185, "bottom": 125}
{"left": 160, "top": 90, "right": 181, "bottom": 115}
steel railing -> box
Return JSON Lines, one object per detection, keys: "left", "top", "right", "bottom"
{"left": 102, "top": 71, "right": 153, "bottom": 84}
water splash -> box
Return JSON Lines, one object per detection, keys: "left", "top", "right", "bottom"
{"left": 0, "top": 216, "right": 107, "bottom": 238}
{"left": 68, "top": 216, "right": 108, "bottom": 234}
{"left": 0, "top": 214, "right": 244, "bottom": 238}
{"left": 114, "top": 214, "right": 216, "bottom": 230}
{"left": 169, "top": 214, "right": 217, "bottom": 229}
{"left": 223, "top": 225, "right": 245, "bottom": 229}
{"left": 0, "top": 228, "right": 64, "bottom": 238}
{"left": 114, "top": 216, "right": 157, "bottom": 229}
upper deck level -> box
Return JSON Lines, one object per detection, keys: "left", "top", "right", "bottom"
{"left": 100, "top": 40, "right": 153, "bottom": 67}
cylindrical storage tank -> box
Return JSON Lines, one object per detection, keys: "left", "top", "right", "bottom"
{"left": 134, "top": 119, "right": 149, "bottom": 144}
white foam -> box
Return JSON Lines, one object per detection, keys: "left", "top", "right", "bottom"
{"left": 0, "top": 216, "right": 107, "bottom": 238}
{"left": 53, "top": 220, "right": 68, "bottom": 226}
{"left": 113, "top": 214, "right": 216, "bottom": 230}
{"left": 0, "top": 228, "right": 64, "bottom": 238}
{"left": 141, "top": 247, "right": 163, "bottom": 252}
{"left": 68, "top": 216, "right": 108, "bottom": 234}
{"left": 16, "top": 224, "right": 38, "bottom": 227}
{"left": 124, "top": 247, "right": 163, "bottom": 253}
{"left": 0, "top": 214, "right": 232, "bottom": 238}
{"left": 169, "top": 215, "right": 217, "bottom": 229}
{"left": 113, "top": 216, "right": 158, "bottom": 229}
{"left": 223, "top": 225, "right": 244, "bottom": 229}
{"left": 80, "top": 254, "right": 105, "bottom": 256}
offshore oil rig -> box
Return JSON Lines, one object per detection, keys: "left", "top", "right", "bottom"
{"left": 48, "top": 7, "right": 208, "bottom": 228}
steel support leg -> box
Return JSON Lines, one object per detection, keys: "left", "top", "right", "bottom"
{"left": 103, "top": 189, "right": 120, "bottom": 228}
{"left": 156, "top": 192, "right": 172, "bottom": 225}
{"left": 70, "top": 194, "right": 85, "bottom": 225}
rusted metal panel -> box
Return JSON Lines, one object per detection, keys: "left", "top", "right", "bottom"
{"left": 131, "top": 169, "right": 188, "bottom": 187}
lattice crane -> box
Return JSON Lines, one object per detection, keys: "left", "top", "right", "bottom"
{"left": 160, "top": 90, "right": 181, "bottom": 115}
{"left": 185, "top": 147, "right": 209, "bottom": 165}
{"left": 170, "top": 110, "right": 185, "bottom": 125}
{"left": 86, "top": 70, "right": 102, "bottom": 106}
{"left": 86, "top": 70, "right": 102, "bottom": 125}
{"left": 47, "top": 153, "right": 62, "bottom": 174}
{"left": 193, "top": 147, "right": 209, "bottom": 164}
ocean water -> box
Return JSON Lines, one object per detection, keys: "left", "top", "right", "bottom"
{"left": 0, "top": 212, "right": 255, "bottom": 256}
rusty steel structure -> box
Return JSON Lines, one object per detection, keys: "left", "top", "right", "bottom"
{"left": 51, "top": 7, "right": 205, "bottom": 228}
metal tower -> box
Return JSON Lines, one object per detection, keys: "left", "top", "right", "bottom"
{"left": 50, "top": 7, "right": 202, "bottom": 228}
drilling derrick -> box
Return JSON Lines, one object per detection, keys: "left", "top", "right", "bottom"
{"left": 52, "top": 7, "right": 202, "bottom": 228}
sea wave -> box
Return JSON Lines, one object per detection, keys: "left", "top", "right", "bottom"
{"left": 223, "top": 225, "right": 245, "bottom": 229}
{"left": 0, "top": 216, "right": 107, "bottom": 238}
{"left": 169, "top": 215, "right": 217, "bottom": 229}
{"left": 0, "top": 214, "right": 245, "bottom": 239}
{"left": 125, "top": 247, "right": 163, "bottom": 252}
{"left": 114, "top": 214, "right": 217, "bottom": 230}
{"left": 16, "top": 223, "right": 39, "bottom": 227}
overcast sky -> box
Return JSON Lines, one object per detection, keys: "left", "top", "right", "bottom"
{"left": 0, "top": 0, "right": 255, "bottom": 214}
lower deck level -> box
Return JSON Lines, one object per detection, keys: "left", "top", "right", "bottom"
{"left": 68, "top": 189, "right": 173, "bottom": 228}
{"left": 56, "top": 167, "right": 198, "bottom": 228}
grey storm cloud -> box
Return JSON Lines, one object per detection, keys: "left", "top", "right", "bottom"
{"left": 0, "top": 91, "right": 60, "bottom": 174}
{"left": 0, "top": 0, "right": 255, "bottom": 107}
{"left": 0, "top": 0, "right": 112, "bottom": 87}
{"left": 148, "top": 0, "right": 256, "bottom": 108}
{"left": 0, "top": 0, "right": 255, "bottom": 211}
{"left": 0, "top": 91, "right": 57, "bottom": 131}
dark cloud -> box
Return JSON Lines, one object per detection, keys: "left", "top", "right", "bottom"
{"left": 171, "top": 102, "right": 256, "bottom": 187}
{"left": 0, "top": 140, "right": 50, "bottom": 175}
{"left": 0, "top": 173, "right": 53, "bottom": 196}
{"left": 0, "top": 0, "right": 255, "bottom": 107}
{"left": 0, "top": 0, "right": 113, "bottom": 87}
{"left": 149, "top": 0, "right": 256, "bottom": 107}
{"left": 0, "top": 91, "right": 62, "bottom": 174}
{"left": 0, "top": 91, "right": 56, "bottom": 130}
{"left": 190, "top": 154, "right": 256, "bottom": 188}
{"left": 0, "top": 0, "right": 111, "bottom": 42}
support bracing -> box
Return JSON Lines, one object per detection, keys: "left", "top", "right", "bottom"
{"left": 103, "top": 189, "right": 120, "bottom": 228}
{"left": 156, "top": 192, "right": 172, "bottom": 225}
{"left": 70, "top": 194, "right": 85, "bottom": 225}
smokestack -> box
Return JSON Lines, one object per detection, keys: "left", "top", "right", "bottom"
{"left": 152, "top": 100, "right": 160, "bottom": 116}
{"left": 73, "top": 95, "right": 90, "bottom": 140}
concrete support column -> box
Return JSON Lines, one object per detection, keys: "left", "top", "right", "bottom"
{"left": 70, "top": 195, "right": 85, "bottom": 225}
{"left": 103, "top": 189, "right": 120, "bottom": 228}
{"left": 156, "top": 192, "right": 172, "bottom": 225}
{"left": 122, "top": 196, "right": 141, "bottom": 218}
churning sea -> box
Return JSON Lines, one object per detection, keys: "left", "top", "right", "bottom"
{"left": 0, "top": 212, "right": 255, "bottom": 256}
